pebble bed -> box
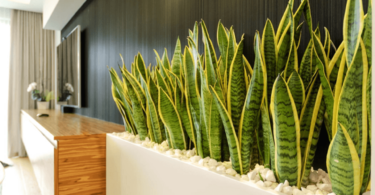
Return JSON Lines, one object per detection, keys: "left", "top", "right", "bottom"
{"left": 112, "top": 132, "right": 370, "bottom": 195}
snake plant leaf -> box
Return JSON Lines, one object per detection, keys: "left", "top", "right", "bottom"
{"left": 199, "top": 68, "right": 213, "bottom": 158}
{"left": 312, "top": 33, "right": 329, "bottom": 71}
{"left": 327, "top": 43, "right": 345, "bottom": 88}
{"left": 270, "top": 75, "right": 301, "bottom": 187}
{"left": 201, "top": 20, "right": 218, "bottom": 70}
{"left": 260, "top": 100, "right": 275, "bottom": 173}
{"left": 327, "top": 123, "right": 360, "bottom": 195}
{"left": 303, "top": 0, "right": 314, "bottom": 39}
{"left": 315, "top": 51, "right": 334, "bottom": 141}
{"left": 158, "top": 88, "right": 187, "bottom": 150}
{"left": 276, "top": 6, "right": 294, "bottom": 76}
{"left": 187, "top": 37, "right": 199, "bottom": 69}
{"left": 275, "top": 0, "right": 294, "bottom": 43}
{"left": 143, "top": 79, "right": 163, "bottom": 144}
{"left": 184, "top": 46, "right": 200, "bottom": 120}
{"left": 161, "top": 48, "right": 171, "bottom": 71}
{"left": 203, "top": 35, "right": 218, "bottom": 87}
{"left": 295, "top": 22, "right": 304, "bottom": 49}
{"left": 192, "top": 21, "right": 199, "bottom": 48}
{"left": 293, "top": 0, "right": 306, "bottom": 27}
{"left": 323, "top": 28, "right": 331, "bottom": 58}
{"left": 226, "top": 27, "right": 236, "bottom": 81}
{"left": 299, "top": 73, "right": 324, "bottom": 186}
{"left": 287, "top": 70, "right": 305, "bottom": 115}
{"left": 156, "top": 70, "right": 172, "bottom": 98}
{"left": 171, "top": 37, "right": 183, "bottom": 76}
{"left": 123, "top": 70, "right": 147, "bottom": 110}
{"left": 361, "top": 135, "right": 371, "bottom": 194}
{"left": 364, "top": 1, "right": 372, "bottom": 70}
{"left": 217, "top": 21, "right": 229, "bottom": 76}
{"left": 332, "top": 52, "right": 347, "bottom": 137}
{"left": 227, "top": 36, "right": 246, "bottom": 134}
{"left": 299, "top": 41, "right": 313, "bottom": 88}
{"left": 243, "top": 55, "right": 253, "bottom": 77}
{"left": 262, "top": 19, "right": 277, "bottom": 104}
{"left": 367, "top": 67, "right": 371, "bottom": 142}
{"left": 284, "top": 42, "right": 298, "bottom": 78}
{"left": 210, "top": 86, "right": 242, "bottom": 174}
{"left": 334, "top": 40, "right": 368, "bottom": 172}
{"left": 136, "top": 53, "right": 148, "bottom": 80}
{"left": 343, "top": 0, "right": 364, "bottom": 66}
{"left": 238, "top": 33, "right": 265, "bottom": 174}
{"left": 123, "top": 75, "right": 148, "bottom": 140}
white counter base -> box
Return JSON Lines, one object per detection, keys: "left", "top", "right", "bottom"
{"left": 106, "top": 134, "right": 276, "bottom": 195}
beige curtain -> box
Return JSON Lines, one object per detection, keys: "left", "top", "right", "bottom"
{"left": 8, "top": 10, "right": 55, "bottom": 157}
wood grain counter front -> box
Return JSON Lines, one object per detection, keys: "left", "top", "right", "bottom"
{"left": 21, "top": 110, "right": 124, "bottom": 195}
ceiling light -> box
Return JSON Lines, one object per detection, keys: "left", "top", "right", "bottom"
{"left": 7, "top": 0, "right": 31, "bottom": 4}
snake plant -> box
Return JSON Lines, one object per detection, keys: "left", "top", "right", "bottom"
{"left": 108, "top": 0, "right": 371, "bottom": 192}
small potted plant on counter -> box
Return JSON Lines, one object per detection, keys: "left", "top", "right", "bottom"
{"left": 27, "top": 82, "right": 55, "bottom": 110}
{"left": 57, "top": 83, "right": 74, "bottom": 105}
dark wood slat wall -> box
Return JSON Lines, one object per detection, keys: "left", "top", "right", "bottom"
{"left": 62, "top": 0, "right": 369, "bottom": 125}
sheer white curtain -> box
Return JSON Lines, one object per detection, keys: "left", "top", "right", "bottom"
{"left": 0, "top": 7, "right": 11, "bottom": 159}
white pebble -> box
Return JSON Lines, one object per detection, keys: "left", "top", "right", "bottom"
{"left": 292, "top": 189, "right": 304, "bottom": 195}
{"left": 248, "top": 171, "right": 258, "bottom": 180}
{"left": 198, "top": 159, "right": 205, "bottom": 166}
{"left": 208, "top": 159, "right": 218, "bottom": 167}
{"left": 322, "top": 177, "right": 331, "bottom": 184}
{"left": 190, "top": 156, "right": 201, "bottom": 163}
{"left": 309, "top": 171, "right": 319, "bottom": 183}
{"left": 284, "top": 180, "right": 289, "bottom": 187}
{"left": 264, "top": 181, "right": 272, "bottom": 187}
{"left": 216, "top": 165, "right": 226, "bottom": 174}
{"left": 186, "top": 150, "right": 195, "bottom": 157}
{"left": 306, "top": 185, "right": 317, "bottom": 192}
{"left": 241, "top": 175, "right": 249, "bottom": 181}
{"left": 235, "top": 174, "right": 241, "bottom": 180}
{"left": 327, "top": 193, "right": 336, "bottom": 195}
{"left": 226, "top": 168, "right": 237, "bottom": 176}
{"left": 274, "top": 183, "right": 284, "bottom": 192}
{"left": 174, "top": 149, "right": 182, "bottom": 156}
{"left": 317, "top": 184, "right": 332, "bottom": 192}
{"left": 256, "top": 180, "right": 265, "bottom": 188}
{"left": 261, "top": 168, "right": 270, "bottom": 178}
{"left": 265, "top": 170, "right": 276, "bottom": 182}
{"left": 301, "top": 187, "right": 313, "bottom": 194}
{"left": 282, "top": 186, "right": 293, "bottom": 195}
{"left": 270, "top": 183, "right": 278, "bottom": 189}
{"left": 166, "top": 149, "right": 174, "bottom": 156}
{"left": 315, "top": 190, "right": 324, "bottom": 195}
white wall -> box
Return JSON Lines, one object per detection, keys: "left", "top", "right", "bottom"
{"left": 43, "top": 0, "right": 59, "bottom": 28}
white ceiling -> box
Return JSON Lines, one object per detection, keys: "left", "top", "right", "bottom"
{"left": 0, "top": 0, "right": 44, "bottom": 13}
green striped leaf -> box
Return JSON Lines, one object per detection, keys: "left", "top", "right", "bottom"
{"left": 323, "top": 28, "right": 331, "bottom": 58}
{"left": 299, "top": 40, "right": 313, "bottom": 88}
{"left": 143, "top": 78, "right": 163, "bottom": 144}
{"left": 210, "top": 86, "right": 242, "bottom": 174}
{"left": 156, "top": 70, "right": 172, "bottom": 98}
{"left": 136, "top": 53, "right": 148, "bottom": 80}
{"left": 312, "top": 33, "right": 329, "bottom": 71}
{"left": 158, "top": 88, "right": 186, "bottom": 150}
{"left": 327, "top": 123, "right": 360, "bottom": 195}
{"left": 363, "top": 0, "right": 372, "bottom": 69}
{"left": 361, "top": 135, "right": 371, "bottom": 194}
{"left": 199, "top": 68, "right": 213, "bottom": 158}
{"left": 262, "top": 19, "right": 277, "bottom": 104}
{"left": 327, "top": 43, "right": 345, "bottom": 88}
{"left": 344, "top": 0, "right": 364, "bottom": 66}
{"left": 123, "top": 75, "right": 148, "bottom": 140}
{"left": 217, "top": 21, "right": 229, "bottom": 78}
{"left": 122, "top": 70, "right": 147, "bottom": 110}
{"left": 276, "top": 6, "right": 294, "bottom": 76}
{"left": 201, "top": 20, "right": 218, "bottom": 70}
{"left": 238, "top": 33, "right": 265, "bottom": 174}
{"left": 260, "top": 100, "right": 275, "bottom": 173}
{"left": 299, "top": 73, "right": 324, "bottom": 186}
{"left": 284, "top": 42, "right": 298, "bottom": 78}
{"left": 171, "top": 37, "right": 182, "bottom": 75}
{"left": 367, "top": 67, "right": 371, "bottom": 142}
{"left": 162, "top": 48, "right": 171, "bottom": 71}
{"left": 287, "top": 70, "right": 305, "bottom": 115}
{"left": 275, "top": 0, "right": 294, "bottom": 42}
{"left": 226, "top": 27, "right": 236, "bottom": 82}
{"left": 270, "top": 75, "right": 301, "bottom": 187}
{"left": 227, "top": 37, "right": 246, "bottom": 134}
{"left": 295, "top": 22, "right": 304, "bottom": 48}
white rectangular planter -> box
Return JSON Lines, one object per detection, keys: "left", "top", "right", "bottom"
{"left": 106, "top": 134, "right": 276, "bottom": 195}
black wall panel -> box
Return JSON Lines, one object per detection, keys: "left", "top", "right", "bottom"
{"left": 62, "top": 0, "right": 369, "bottom": 125}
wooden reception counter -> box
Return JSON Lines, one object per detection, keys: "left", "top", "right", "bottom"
{"left": 21, "top": 109, "right": 124, "bottom": 195}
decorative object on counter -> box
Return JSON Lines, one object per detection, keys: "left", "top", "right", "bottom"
{"left": 58, "top": 83, "right": 74, "bottom": 102}
{"left": 108, "top": 0, "right": 371, "bottom": 194}
{"left": 27, "top": 82, "right": 55, "bottom": 110}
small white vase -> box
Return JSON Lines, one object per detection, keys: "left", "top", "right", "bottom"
{"left": 37, "top": 101, "right": 50, "bottom": 110}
